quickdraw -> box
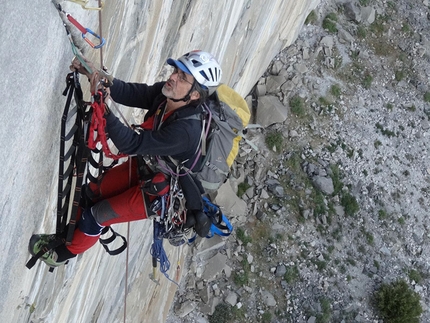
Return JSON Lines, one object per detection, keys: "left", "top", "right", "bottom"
{"left": 53, "top": 3, "right": 105, "bottom": 49}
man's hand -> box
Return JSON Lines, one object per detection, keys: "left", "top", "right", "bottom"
{"left": 70, "top": 56, "right": 96, "bottom": 78}
{"left": 70, "top": 56, "right": 113, "bottom": 93}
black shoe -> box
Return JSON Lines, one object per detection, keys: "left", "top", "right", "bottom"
{"left": 194, "top": 211, "right": 212, "bottom": 237}
{"left": 184, "top": 211, "right": 196, "bottom": 229}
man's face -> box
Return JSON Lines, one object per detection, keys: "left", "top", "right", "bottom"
{"left": 162, "top": 67, "right": 195, "bottom": 100}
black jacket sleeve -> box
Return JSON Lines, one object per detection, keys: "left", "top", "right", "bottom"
{"left": 104, "top": 112, "right": 199, "bottom": 157}
{"left": 110, "top": 79, "right": 165, "bottom": 110}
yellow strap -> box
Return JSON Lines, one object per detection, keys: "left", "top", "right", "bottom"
{"left": 67, "top": 0, "right": 104, "bottom": 10}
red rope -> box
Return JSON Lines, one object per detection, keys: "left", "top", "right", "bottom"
{"left": 88, "top": 91, "right": 128, "bottom": 160}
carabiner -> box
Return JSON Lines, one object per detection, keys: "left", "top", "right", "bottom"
{"left": 82, "top": 27, "right": 105, "bottom": 49}
{"left": 65, "top": 12, "right": 105, "bottom": 49}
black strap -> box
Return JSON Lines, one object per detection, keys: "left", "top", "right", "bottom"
{"left": 65, "top": 73, "right": 93, "bottom": 245}
{"left": 99, "top": 226, "right": 127, "bottom": 255}
{"left": 57, "top": 73, "right": 77, "bottom": 233}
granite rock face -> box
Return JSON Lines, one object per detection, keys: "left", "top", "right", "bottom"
{"left": 0, "top": 1, "right": 318, "bottom": 322}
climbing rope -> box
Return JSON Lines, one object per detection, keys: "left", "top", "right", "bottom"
{"left": 150, "top": 220, "right": 179, "bottom": 287}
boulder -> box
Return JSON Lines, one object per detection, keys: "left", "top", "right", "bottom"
{"left": 202, "top": 253, "right": 228, "bottom": 281}
{"left": 256, "top": 95, "right": 288, "bottom": 127}
{"left": 215, "top": 180, "right": 248, "bottom": 217}
{"left": 312, "top": 176, "right": 334, "bottom": 195}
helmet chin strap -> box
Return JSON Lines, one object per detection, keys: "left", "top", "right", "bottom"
{"left": 169, "top": 80, "right": 196, "bottom": 102}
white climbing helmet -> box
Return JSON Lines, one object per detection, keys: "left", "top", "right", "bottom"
{"left": 167, "top": 50, "right": 222, "bottom": 89}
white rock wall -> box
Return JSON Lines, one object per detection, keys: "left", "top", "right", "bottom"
{"left": 0, "top": 0, "right": 318, "bottom": 322}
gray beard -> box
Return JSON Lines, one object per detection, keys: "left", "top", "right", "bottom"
{"left": 161, "top": 85, "right": 173, "bottom": 98}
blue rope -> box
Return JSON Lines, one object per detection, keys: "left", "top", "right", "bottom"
{"left": 150, "top": 220, "right": 179, "bottom": 286}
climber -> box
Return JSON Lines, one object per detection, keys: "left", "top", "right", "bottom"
{"left": 31, "top": 50, "right": 223, "bottom": 267}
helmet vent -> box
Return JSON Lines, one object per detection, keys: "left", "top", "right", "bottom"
{"left": 209, "top": 69, "right": 215, "bottom": 81}
{"left": 191, "top": 59, "right": 202, "bottom": 67}
{"left": 200, "top": 70, "right": 209, "bottom": 82}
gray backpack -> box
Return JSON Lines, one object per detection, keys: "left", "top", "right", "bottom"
{"left": 189, "top": 84, "right": 251, "bottom": 193}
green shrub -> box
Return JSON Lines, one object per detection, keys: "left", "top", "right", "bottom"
{"left": 395, "top": 70, "right": 405, "bottom": 81}
{"left": 346, "top": 257, "right": 356, "bottom": 266}
{"left": 424, "top": 92, "right": 430, "bottom": 102}
{"left": 378, "top": 209, "right": 388, "bottom": 220}
{"left": 233, "top": 258, "right": 250, "bottom": 286}
{"left": 330, "top": 84, "right": 341, "bottom": 97}
{"left": 322, "top": 13, "right": 338, "bottom": 33}
{"left": 289, "top": 95, "right": 306, "bottom": 116}
{"left": 330, "top": 164, "right": 343, "bottom": 196}
{"left": 408, "top": 270, "right": 422, "bottom": 284}
{"left": 376, "top": 123, "right": 396, "bottom": 137}
{"left": 233, "top": 270, "right": 249, "bottom": 286}
{"left": 341, "top": 192, "right": 359, "bottom": 216}
{"left": 359, "top": 0, "right": 371, "bottom": 5}
{"left": 284, "top": 265, "right": 300, "bottom": 284}
{"left": 209, "top": 304, "right": 233, "bottom": 323}
{"left": 313, "top": 190, "right": 327, "bottom": 216}
{"left": 365, "top": 231, "right": 374, "bottom": 245}
{"left": 370, "top": 17, "right": 386, "bottom": 35}
{"left": 315, "top": 260, "right": 327, "bottom": 271}
{"left": 375, "top": 280, "right": 422, "bottom": 323}
{"left": 305, "top": 10, "right": 318, "bottom": 25}
{"left": 237, "top": 182, "right": 251, "bottom": 197}
{"left": 357, "top": 26, "right": 366, "bottom": 39}
{"left": 317, "top": 298, "right": 332, "bottom": 323}
{"left": 362, "top": 72, "right": 373, "bottom": 89}
{"left": 387, "top": 1, "right": 397, "bottom": 11}
{"left": 319, "top": 96, "right": 331, "bottom": 106}
{"left": 262, "top": 312, "right": 272, "bottom": 323}
{"left": 236, "top": 227, "right": 252, "bottom": 244}
{"left": 401, "top": 23, "right": 410, "bottom": 33}
{"left": 265, "top": 131, "right": 283, "bottom": 152}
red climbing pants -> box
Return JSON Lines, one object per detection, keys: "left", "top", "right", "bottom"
{"left": 67, "top": 158, "right": 150, "bottom": 254}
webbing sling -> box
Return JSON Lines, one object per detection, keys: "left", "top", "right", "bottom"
{"left": 26, "top": 72, "right": 90, "bottom": 269}
{"left": 99, "top": 226, "right": 127, "bottom": 255}
{"left": 63, "top": 72, "right": 92, "bottom": 245}
{"left": 26, "top": 72, "right": 124, "bottom": 270}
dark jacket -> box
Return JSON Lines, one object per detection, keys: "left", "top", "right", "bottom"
{"left": 105, "top": 79, "right": 203, "bottom": 169}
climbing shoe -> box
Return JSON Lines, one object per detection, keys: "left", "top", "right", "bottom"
{"left": 28, "top": 234, "right": 69, "bottom": 267}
